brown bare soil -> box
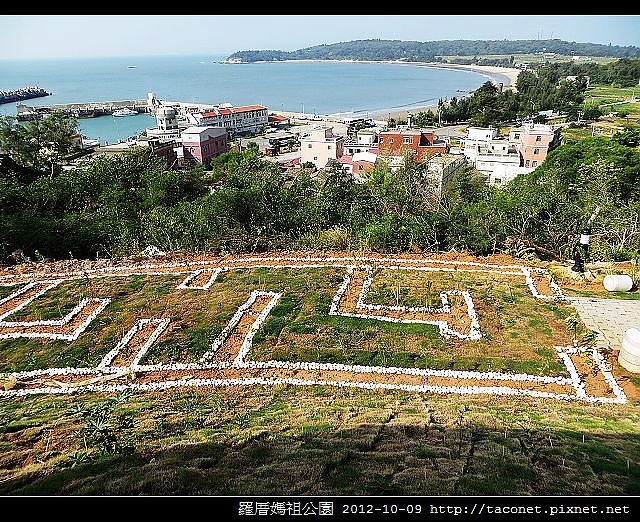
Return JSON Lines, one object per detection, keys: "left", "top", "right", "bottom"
{"left": 568, "top": 351, "right": 618, "bottom": 399}
{"left": 110, "top": 322, "right": 166, "bottom": 367}
{"left": 0, "top": 250, "right": 534, "bottom": 284}
{"left": 0, "top": 298, "right": 105, "bottom": 338}
{"left": 209, "top": 295, "right": 277, "bottom": 363}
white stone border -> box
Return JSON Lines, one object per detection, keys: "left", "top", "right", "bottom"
{"left": 176, "top": 268, "right": 222, "bottom": 290}
{"left": 200, "top": 291, "right": 281, "bottom": 364}
{"left": 1, "top": 255, "right": 623, "bottom": 403}
{"left": 328, "top": 266, "right": 482, "bottom": 340}
{"left": 555, "top": 345, "right": 627, "bottom": 404}
{"left": 98, "top": 318, "right": 170, "bottom": 369}
{"left": 0, "top": 359, "right": 572, "bottom": 385}
{"left": 0, "top": 376, "right": 579, "bottom": 400}
{"left": 0, "top": 313, "right": 625, "bottom": 404}
{"left": 554, "top": 346, "right": 587, "bottom": 400}
{"left": 522, "top": 267, "right": 566, "bottom": 300}
{"left": 0, "top": 280, "right": 62, "bottom": 321}
{"left": 0, "top": 298, "right": 111, "bottom": 341}
{"left": 355, "top": 265, "right": 451, "bottom": 314}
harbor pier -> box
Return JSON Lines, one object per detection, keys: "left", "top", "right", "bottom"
{"left": 16, "top": 99, "right": 150, "bottom": 121}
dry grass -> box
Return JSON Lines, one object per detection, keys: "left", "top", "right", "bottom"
{"left": 1, "top": 255, "right": 639, "bottom": 494}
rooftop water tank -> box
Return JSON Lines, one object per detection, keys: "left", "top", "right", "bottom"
{"left": 619, "top": 326, "right": 640, "bottom": 373}
{"left": 603, "top": 274, "right": 633, "bottom": 292}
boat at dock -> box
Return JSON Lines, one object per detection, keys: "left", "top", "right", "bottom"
{"left": 113, "top": 108, "right": 138, "bottom": 117}
{"left": 81, "top": 136, "right": 100, "bottom": 148}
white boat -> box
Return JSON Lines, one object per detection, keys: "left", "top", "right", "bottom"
{"left": 113, "top": 108, "right": 137, "bottom": 117}
{"left": 81, "top": 136, "right": 100, "bottom": 148}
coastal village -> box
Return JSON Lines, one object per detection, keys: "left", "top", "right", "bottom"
{"left": 40, "top": 70, "right": 564, "bottom": 194}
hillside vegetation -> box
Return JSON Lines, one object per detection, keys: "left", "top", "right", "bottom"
{"left": 1, "top": 122, "right": 639, "bottom": 264}
{"left": 226, "top": 39, "right": 640, "bottom": 63}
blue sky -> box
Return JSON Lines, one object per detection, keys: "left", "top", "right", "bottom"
{"left": 1, "top": 15, "right": 638, "bottom": 60}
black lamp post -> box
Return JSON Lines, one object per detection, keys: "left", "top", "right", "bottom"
{"left": 571, "top": 207, "right": 601, "bottom": 274}
{"left": 571, "top": 227, "right": 591, "bottom": 273}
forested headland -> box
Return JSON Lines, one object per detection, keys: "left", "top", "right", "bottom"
{"left": 226, "top": 39, "right": 640, "bottom": 64}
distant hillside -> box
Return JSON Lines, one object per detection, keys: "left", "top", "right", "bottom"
{"left": 226, "top": 39, "right": 640, "bottom": 63}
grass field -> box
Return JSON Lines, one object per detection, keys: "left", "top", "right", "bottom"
{"left": 0, "top": 255, "right": 638, "bottom": 495}
{"left": 563, "top": 85, "right": 640, "bottom": 144}
{"left": 249, "top": 268, "right": 575, "bottom": 376}
{"left": 1, "top": 387, "right": 639, "bottom": 495}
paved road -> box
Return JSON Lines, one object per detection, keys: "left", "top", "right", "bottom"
{"left": 569, "top": 297, "right": 640, "bottom": 349}
{"left": 433, "top": 124, "right": 468, "bottom": 139}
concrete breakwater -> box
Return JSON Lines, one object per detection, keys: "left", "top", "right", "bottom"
{"left": 0, "top": 86, "right": 50, "bottom": 106}
{"left": 16, "top": 99, "right": 149, "bottom": 121}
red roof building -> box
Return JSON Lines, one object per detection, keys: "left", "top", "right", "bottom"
{"left": 190, "top": 104, "right": 269, "bottom": 135}
{"left": 268, "top": 114, "right": 290, "bottom": 126}
{"left": 378, "top": 128, "right": 448, "bottom": 162}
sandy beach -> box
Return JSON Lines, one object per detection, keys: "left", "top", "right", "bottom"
{"left": 255, "top": 58, "right": 519, "bottom": 88}
{"left": 265, "top": 59, "right": 520, "bottom": 122}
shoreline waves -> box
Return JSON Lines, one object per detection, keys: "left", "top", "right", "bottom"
{"left": 244, "top": 58, "right": 519, "bottom": 120}
{"left": 241, "top": 58, "right": 519, "bottom": 88}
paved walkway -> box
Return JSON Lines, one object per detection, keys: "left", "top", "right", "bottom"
{"left": 569, "top": 297, "right": 640, "bottom": 349}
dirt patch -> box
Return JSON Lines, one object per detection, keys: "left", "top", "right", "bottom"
{"left": 0, "top": 250, "right": 538, "bottom": 284}
{"left": 568, "top": 351, "right": 618, "bottom": 399}
{"left": 111, "top": 322, "right": 166, "bottom": 367}
{"left": 0, "top": 298, "right": 106, "bottom": 338}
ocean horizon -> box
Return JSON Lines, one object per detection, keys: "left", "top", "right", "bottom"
{"left": 0, "top": 54, "right": 490, "bottom": 145}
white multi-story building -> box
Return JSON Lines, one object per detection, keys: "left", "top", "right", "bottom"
{"left": 344, "top": 129, "right": 378, "bottom": 155}
{"left": 461, "top": 124, "right": 561, "bottom": 184}
{"left": 186, "top": 104, "right": 268, "bottom": 135}
{"left": 462, "top": 127, "right": 522, "bottom": 182}
{"left": 145, "top": 106, "right": 183, "bottom": 141}
{"left": 461, "top": 127, "right": 501, "bottom": 162}
{"left": 300, "top": 126, "right": 344, "bottom": 169}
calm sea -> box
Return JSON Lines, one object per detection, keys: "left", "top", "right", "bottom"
{"left": 0, "top": 54, "right": 490, "bottom": 145}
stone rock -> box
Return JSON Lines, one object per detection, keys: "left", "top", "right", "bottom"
{"left": 141, "top": 245, "right": 167, "bottom": 258}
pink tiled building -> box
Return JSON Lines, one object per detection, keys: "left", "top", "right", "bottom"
{"left": 181, "top": 126, "right": 229, "bottom": 168}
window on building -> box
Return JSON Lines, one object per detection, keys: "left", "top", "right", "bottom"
{"left": 379, "top": 137, "right": 384, "bottom": 143}
{"left": 514, "top": 133, "right": 520, "bottom": 139}
{"left": 313, "top": 156, "right": 317, "bottom": 161}
{"left": 534, "top": 148, "right": 540, "bottom": 154}
{"left": 390, "top": 138, "right": 394, "bottom": 144}
{"left": 525, "top": 160, "right": 530, "bottom": 167}
{"left": 535, "top": 135, "right": 542, "bottom": 141}
{"left": 328, "top": 145, "right": 332, "bottom": 150}
{"left": 403, "top": 136, "right": 413, "bottom": 144}
{"left": 308, "top": 144, "right": 312, "bottom": 148}
{"left": 532, "top": 160, "right": 538, "bottom": 167}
